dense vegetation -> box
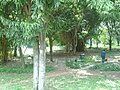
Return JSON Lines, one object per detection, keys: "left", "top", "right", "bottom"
{"left": 0, "top": 0, "right": 120, "bottom": 90}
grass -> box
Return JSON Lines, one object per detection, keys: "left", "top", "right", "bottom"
{"left": 1, "top": 73, "right": 120, "bottom": 90}
{"left": 46, "top": 74, "right": 120, "bottom": 90}
{"left": 90, "top": 62, "right": 120, "bottom": 71}
{"left": 107, "top": 52, "right": 120, "bottom": 58}
{"left": 0, "top": 65, "right": 54, "bottom": 84}
{"left": 0, "top": 73, "right": 32, "bottom": 84}
{"left": 0, "top": 48, "right": 120, "bottom": 90}
{"left": 0, "top": 64, "right": 55, "bottom": 73}
{"left": 0, "top": 64, "right": 55, "bottom": 90}
{"left": 0, "top": 81, "right": 32, "bottom": 90}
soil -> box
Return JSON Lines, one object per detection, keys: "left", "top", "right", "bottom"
{"left": 1, "top": 51, "right": 120, "bottom": 86}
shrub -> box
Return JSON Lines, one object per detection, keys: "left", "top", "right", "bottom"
{"left": 81, "top": 57, "right": 95, "bottom": 63}
{"left": 65, "top": 59, "right": 86, "bottom": 69}
{"left": 90, "top": 63, "right": 120, "bottom": 71}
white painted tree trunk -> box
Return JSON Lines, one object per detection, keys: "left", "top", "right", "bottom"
{"left": 38, "top": 30, "right": 46, "bottom": 90}
{"left": 33, "top": 30, "right": 46, "bottom": 90}
{"left": 33, "top": 41, "right": 39, "bottom": 90}
{"left": 33, "top": 17, "right": 47, "bottom": 90}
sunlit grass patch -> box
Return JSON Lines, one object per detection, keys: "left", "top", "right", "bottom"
{"left": 0, "top": 73, "right": 32, "bottom": 84}
{"left": 0, "top": 81, "right": 32, "bottom": 90}
{"left": 90, "top": 62, "right": 120, "bottom": 71}
{"left": 46, "top": 74, "right": 120, "bottom": 90}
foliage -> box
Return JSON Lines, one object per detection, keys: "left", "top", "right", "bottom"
{"left": 81, "top": 57, "right": 95, "bottom": 63}
{"left": 90, "top": 62, "right": 120, "bottom": 71}
{"left": 65, "top": 59, "right": 89, "bottom": 69}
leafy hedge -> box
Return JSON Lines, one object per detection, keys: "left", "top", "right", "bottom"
{"left": 66, "top": 60, "right": 87, "bottom": 69}
{"left": 81, "top": 57, "right": 95, "bottom": 63}
{"left": 90, "top": 63, "right": 120, "bottom": 71}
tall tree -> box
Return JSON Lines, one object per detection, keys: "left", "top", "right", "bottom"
{"left": 103, "top": 0, "right": 120, "bottom": 50}
{"left": 32, "top": 0, "right": 60, "bottom": 89}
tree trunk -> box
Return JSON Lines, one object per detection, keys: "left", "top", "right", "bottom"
{"left": 73, "top": 29, "right": 77, "bottom": 54}
{"left": 109, "top": 35, "right": 112, "bottom": 51}
{"left": 76, "top": 39, "right": 85, "bottom": 52}
{"left": 1, "top": 35, "right": 8, "bottom": 63}
{"left": 38, "top": 29, "right": 46, "bottom": 90}
{"left": 14, "top": 46, "right": 17, "bottom": 57}
{"left": 33, "top": 40, "right": 39, "bottom": 90}
{"left": 49, "top": 36, "right": 53, "bottom": 62}
{"left": 96, "top": 41, "right": 99, "bottom": 49}
{"left": 18, "top": 46, "right": 25, "bottom": 68}
{"left": 116, "top": 38, "right": 120, "bottom": 46}
{"left": 33, "top": 27, "right": 46, "bottom": 90}
{"left": 66, "top": 42, "right": 70, "bottom": 53}
{"left": 89, "top": 38, "right": 92, "bottom": 48}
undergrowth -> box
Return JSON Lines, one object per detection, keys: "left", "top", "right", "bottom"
{"left": 90, "top": 62, "right": 120, "bottom": 71}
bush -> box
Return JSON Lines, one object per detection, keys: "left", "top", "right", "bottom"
{"left": 81, "top": 57, "right": 95, "bottom": 63}
{"left": 90, "top": 63, "right": 120, "bottom": 71}
{"left": 65, "top": 59, "right": 86, "bottom": 69}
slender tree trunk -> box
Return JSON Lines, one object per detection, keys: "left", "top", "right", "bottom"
{"left": 1, "top": 35, "right": 8, "bottom": 63}
{"left": 14, "top": 46, "right": 17, "bottom": 57}
{"left": 18, "top": 46, "right": 25, "bottom": 68}
{"left": 96, "top": 41, "right": 99, "bottom": 49}
{"left": 106, "top": 22, "right": 113, "bottom": 51}
{"left": 66, "top": 42, "right": 70, "bottom": 53}
{"left": 49, "top": 36, "right": 53, "bottom": 62}
{"left": 66, "top": 43, "right": 68, "bottom": 53}
{"left": 116, "top": 38, "right": 120, "bottom": 46}
{"left": 109, "top": 35, "right": 112, "bottom": 51}
{"left": 63, "top": 32, "right": 71, "bottom": 53}
{"left": 89, "top": 38, "right": 92, "bottom": 48}
{"left": 73, "top": 29, "right": 77, "bottom": 54}
{"left": 38, "top": 29, "right": 46, "bottom": 90}
{"left": 33, "top": 40, "right": 39, "bottom": 90}
{"left": 76, "top": 39, "right": 85, "bottom": 52}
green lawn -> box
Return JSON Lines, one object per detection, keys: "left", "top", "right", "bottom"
{"left": 1, "top": 51, "right": 120, "bottom": 90}
{"left": 0, "top": 73, "right": 32, "bottom": 84}
{"left": 46, "top": 74, "right": 120, "bottom": 90}
{"left": 0, "top": 81, "right": 32, "bottom": 90}
{"left": 0, "top": 64, "right": 55, "bottom": 90}
{"left": 1, "top": 73, "right": 120, "bottom": 90}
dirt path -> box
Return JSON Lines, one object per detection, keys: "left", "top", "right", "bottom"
{"left": 0, "top": 64, "right": 91, "bottom": 87}
{"left": 1, "top": 57, "right": 120, "bottom": 87}
{"left": 1, "top": 65, "right": 120, "bottom": 87}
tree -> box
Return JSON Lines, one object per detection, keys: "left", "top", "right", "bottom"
{"left": 102, "top": 0, "right": 120, "bottom": 50}
{"left": 31, "top": 0, "right": 60, "bottom": 90}
{"left": 46, "top": 8, "right": 61, "bottom": 61}
{"left": 56, "top": 0, "right": 102, "bottom": 52}
{"left": 0, "top": 0, "right": 45, "bottom": 90}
